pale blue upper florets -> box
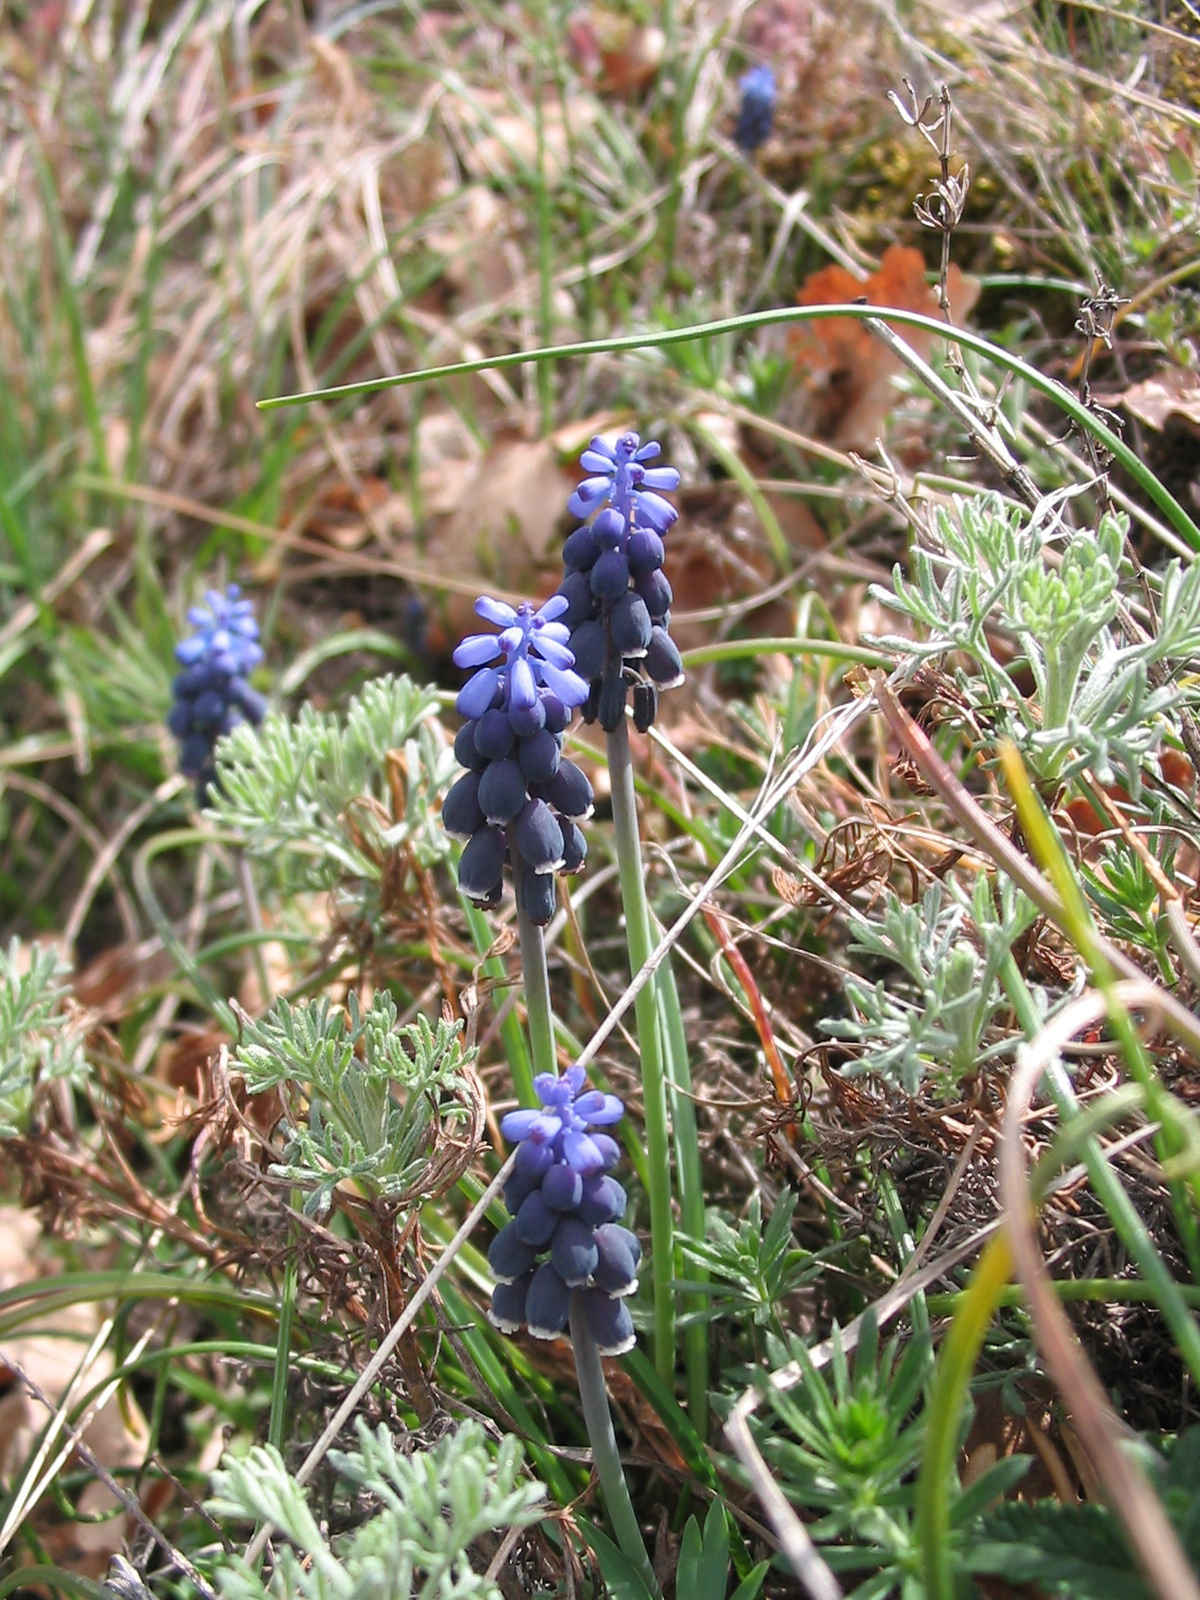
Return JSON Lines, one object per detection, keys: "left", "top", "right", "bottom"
{"left": 556, "top": 431, "right": 684, "bottom": 733}
{"left": 444, "top": 594, "right": 594, "bottom": 924}
{"left": 452, "top": 595, "right": 588, "bottom": 723}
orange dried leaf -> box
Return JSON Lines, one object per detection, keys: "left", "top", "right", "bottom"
{"left": 792, "top": 244, "right": 978, "bottom": 448}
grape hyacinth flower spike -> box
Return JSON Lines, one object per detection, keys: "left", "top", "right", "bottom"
{"left": 443, "top": 595, "right": 593, "bottom": 925}
{"left": 488, "top": 1065, "right": 640, "bottom": 1355}
{"left": 168, "top": 585, "right": 266, "bottom": 800}
{"left": 733, "top": 64, "right": 777, "bottom": 154}
{"left": 556, "top": 432, "right": 685, "bottom": 733}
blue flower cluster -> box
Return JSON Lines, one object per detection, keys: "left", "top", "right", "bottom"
{"left": 734, "top": 64, "right": 776, "bottom": 154}
{"left": 168, "top": 586, "right": 266, "bottom": 798}
{"left": 443, "top": 596, "right": 594, "bottom": 925}
{"left": 488, "top": 1066, "right": 640, "bottom": 1355}
{"left": 555, "top": 432, "right": 684, "bottom": 734}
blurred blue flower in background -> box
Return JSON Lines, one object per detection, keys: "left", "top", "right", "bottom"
{"left": 734, "top": 64, "right": 777, "bottom": 154}
{"left": 168, "top": 586, "right": 265, "bottom": 798}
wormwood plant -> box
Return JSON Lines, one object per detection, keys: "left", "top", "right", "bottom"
{"left": 822, "top": 876, "right": 1045, "bottom": 1095}
{"left": 233, "top": 995, "right": 477, "bottom": 1218}
{"left": 872, "top": 494, "right": 1200, "bottom": 792}
{"left": 207, "top": 1420, "right": 545, "bottom": 1600}
{"left": 208, "top": 675, "right": 455, "bottom": 893}
{"left": 0, "top": 938, "right": 84, "bottom": 1137}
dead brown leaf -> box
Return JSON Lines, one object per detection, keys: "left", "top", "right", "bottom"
{"left": 791, "top": 244, "right": 980, "bottom": 449}
{"left": 426, "top": 435, "right": 574, "bottom": 643}
{"left": 1110, "top": 367, "right": 1200, "bottom": 432}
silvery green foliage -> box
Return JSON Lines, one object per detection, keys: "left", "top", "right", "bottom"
{"left": 872, "top": 494, "right": 1200, "bottom": 788}
{"left": 207, "top": 1420, "right": 544, "bottom": 1600}
{"left": 0, "top": 940, "right": 85, "bottom": 1137}
{"left": 234, "top": 993, "right": 475, "bottom": 1217}
{"left": 823, "top": 876, "right": 1044, "bottom": 1094}
{"left": 206, "top": 675, "right": 457, "bottom": 890}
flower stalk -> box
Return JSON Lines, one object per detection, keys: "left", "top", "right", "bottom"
{"left": 570, "top": 1291, "right": 659, "bottom": 1595}
{"left": 608, "top": 716, "right": 676, "bottom": 1382}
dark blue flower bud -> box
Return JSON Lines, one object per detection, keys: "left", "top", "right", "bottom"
{"left": 609, "top": 594, "right": 652, "bottom": 657}
{"left": 628, "top": 529, "right": 665, "bottom": 575}
{"left": 635, "top": 569, "right": 673, "bottom": 619}
{"left": 174, "top": 664, "right": 213, "bottom": 697}
{"left": 515, "top": 1189, "right": 559, "bottom": 1248}
{"left": 590, "top": 1133, "right": 621, "bottom": 1170}
{"left": 478, "top": 758, "right": 528, "bottom": 824}
{"left": 193, "top": 689, "right": 226, "bottom": 728}
{"left": 551, "top": 1217, "right": 599, "bottom": 1287}
{"left": 519, "top": 868, "right": 557, "bottom": 926}
{"left": 489, "top": 1272, "right": 532, "bottom": 1334}
{"left": 507, "top": 694, "right": 547, "bottom": 738}
{"left": 474, "top": 708, "right": 516, "bottom": 761}
{"left": 578, "top": 1174, "right": 627, "bottom": 1226}
{"left": 504, "top": 1167, "right": 543, "bottom": 1213}
{"left": 567, "top": 620, "right": 606, "bottom": 682}
{"left": 542, "top": 695, "right": 569, "bottom": 734}
{"left": 458, "top": 824, "right": 506, "bottom": 901}
{"left": 489, "top": 1220, "right": 540, "bottom": 1283}
{"left": 557, "top": 571, "right": 595, "bottom": 630}
{"left": 542, "top": 759, "right": 593, "bottom": 819}
{"left": 559, "top": 819, "right": 588, "bottom": 873}
{"left": 167, "top": 701, "right": 194, "bottom": 738}
{"left": 442, "top": 771, "right": 486, "bottom": 838}
{"left": 526, "top": 1262, "right": 571, "bottom": 1339}
{"left": 598, "top": 673, "right": 628, "bottom": 733}
{"left": 593, "top": 508, "right": 625, "bottom": 548}
{"left": 542, "top": 1163, "right": 584, "bottom": 1211}
{"left": 579, "top": 1287, "right": 635, "bottom": 1355}
{"left": 454, "top": 721, "right": 487, "bottom": 770}
{"left": 518, "top": 729, "right": 562, "bottom": 783}
{"left": 591, "top": 549, "right": 631, "bottom": 600}
{"left": 516, "top": 1137, "right": 556, "bottom": 1177}
{"left": 230, "top": 683, "right": 267, "bottom": 721}
{"left": 562, "top": 525, "right": 600, "bottom": 571}
{"left": 180, "top": 733, "right": 211, "bottom": 776}
{"left": 514, "top": 799, "right": 565, "bottom": 874}
{"left": 592, "top": 1224, "right": 641, "bottom": 1296}
{"left": 633, "top": 682, "right": 657, "bottom": 732}
{"left": 645, "top": 626, "right": 685, "bottom": 688}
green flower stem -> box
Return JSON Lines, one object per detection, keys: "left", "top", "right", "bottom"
{"left": 462, "top": 898, "right": 534, "bottom": 1107}
{"left": 514, "top": 865, "right": 558, "bottom": 1083}
{"left": 569, "top": 1293, "right": 659, "bottom": 1596}
{"left": 608, "top": 717, "right": 675, "bottom": 1384}
{"left": 658, "top": 953, "right": 709, "bottom": 1439}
